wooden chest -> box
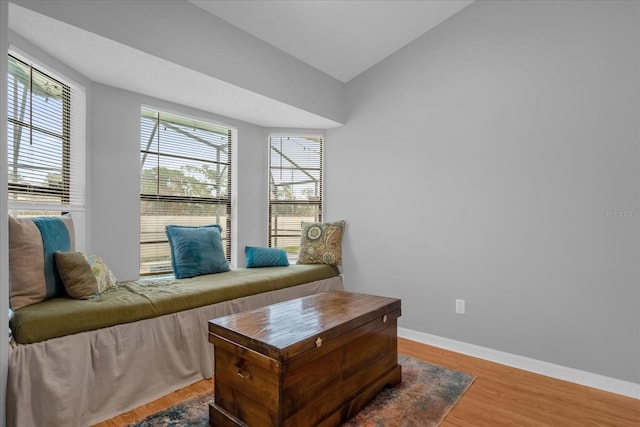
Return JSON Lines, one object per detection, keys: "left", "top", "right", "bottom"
{"left": 207, "top": 291, "right": 402, "bottom": 427}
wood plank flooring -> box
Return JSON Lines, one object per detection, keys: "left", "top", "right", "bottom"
{"left": 399, "top": 339, "right": 639, "bottom": 427}
{"left": 93, "top": 338, "right": 639, "bottom": 426}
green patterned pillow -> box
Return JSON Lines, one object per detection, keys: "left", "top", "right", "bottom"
{"left": 84, "top": 253, "right": 118, "bottom": 294}
{"left": 297, "top": 220, "right": 345, "bottom": 265}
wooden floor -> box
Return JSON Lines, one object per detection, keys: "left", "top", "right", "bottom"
{"left": 94, "top": 338, "right": 639, "bottom": 426}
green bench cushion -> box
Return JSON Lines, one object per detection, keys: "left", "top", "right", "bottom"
{"left": 10, "top": 264, "right": 339, "bottom": 344}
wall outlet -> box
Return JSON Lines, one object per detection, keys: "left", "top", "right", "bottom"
{"left": 456, "top": 299, "right": 466, "bottom": 315}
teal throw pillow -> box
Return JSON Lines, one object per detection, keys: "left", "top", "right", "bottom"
{"left": 245, "top": 246, "right": 289, "bottom": 268}
{"left": 31, "top": 216, "right": 72, "bottom": 298}
{"left": 165, "top": 225, "right": 230, "bottom": 279}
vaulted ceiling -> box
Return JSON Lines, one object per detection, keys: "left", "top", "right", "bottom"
{"left": 189, "top": 1, "right": 473, "bottom": 83}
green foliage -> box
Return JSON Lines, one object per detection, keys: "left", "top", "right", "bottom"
{"left": 141, "top": 165, "right": 228, "bottom": 198}
{"left": 140, "top": 165, "right": 229, "bottom": 216}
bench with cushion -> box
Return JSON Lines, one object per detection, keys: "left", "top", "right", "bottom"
{"left": 6, "top": 216, "right": 345, "bottom": 426}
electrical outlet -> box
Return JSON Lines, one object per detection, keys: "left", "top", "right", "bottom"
{"left": 455, "top": 299, "right": 466, "bottom": 315}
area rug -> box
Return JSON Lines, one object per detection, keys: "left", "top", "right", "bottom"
{"left": 128, "top": 354, "right": 475, "bottom": 427}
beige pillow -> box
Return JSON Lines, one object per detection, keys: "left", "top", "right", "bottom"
{"left": 55, "top": 252, "right": 118, "bottom": 299}
{"left": 297, "top": 220, "right": 345, "bottom": 265}
{"left": 9, "top": 214, "right": 75, "bottom": 310}
{"left": 55, "top": 252, "right": 99, "bottom": 299}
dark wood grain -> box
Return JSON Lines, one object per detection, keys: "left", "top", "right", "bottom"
{"left": 209, "top": 291, "right": 401, "bottom": 361}
{"left": 209, "top": 291, "right": 401, "bottom": 426}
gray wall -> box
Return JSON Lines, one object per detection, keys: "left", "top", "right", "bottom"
{"left": 326, "top": 0, "right": 640, "bottom": 383}
{"left": 90, "top": 83, "right": 269, "bottom": 281}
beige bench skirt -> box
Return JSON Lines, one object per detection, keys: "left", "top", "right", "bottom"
{"left": 7, "top": 276, "right": 343, "bottom": 427}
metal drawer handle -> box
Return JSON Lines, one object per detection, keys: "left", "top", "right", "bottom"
{"left": 315, "top": 337, "right": 323, "bottom": 348}
{"left": 383, "top": 314, "right": 388, "bottom": 323}
{"left": 236, "top": 367, "right": 251, "bottom": 379}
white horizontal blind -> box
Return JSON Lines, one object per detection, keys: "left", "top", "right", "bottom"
{"left": 269, "top": 135, "right": 323, "bottom": 257}
{"left": 140, "top": 108, "right": 232, "bottom": 275}
{"left": 7, "top": 54, "right": 85, "bottom": 215}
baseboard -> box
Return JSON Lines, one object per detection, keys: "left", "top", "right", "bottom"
{"left": 398, "top": 327, "right": 640, "bottom": 399}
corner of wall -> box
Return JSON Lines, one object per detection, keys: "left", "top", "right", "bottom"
{"left": 1, "top": 3, "right": 10, "bottom": 426}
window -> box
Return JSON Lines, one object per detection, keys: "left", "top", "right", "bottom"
{"left": 269, "top": 135, "right": 323, "bottom": 258}
{"left": 140, "top": 108, "right": 232, "bottom": 275}
{"left": 7, "top": 54, "right": 85, "bottom": 217}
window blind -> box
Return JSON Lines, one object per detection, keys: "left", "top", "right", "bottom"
{"left": 7, "top": 54, "right": 85, "bottom": 215}
{"left": 268, "top": 135, "right": 323, "bottom": 257}
{"left": 140, "top": 108, "right": 232, "bottom": 275}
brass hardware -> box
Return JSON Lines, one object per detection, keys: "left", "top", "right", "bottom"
{"left": 236, "top": 368, "right": 251, "bottom": 379}
{"left": 383, "top": 314, "right": 388, "bottom": 323}
{"left": 315, "top": 337, "right": 323, "bottom": 348}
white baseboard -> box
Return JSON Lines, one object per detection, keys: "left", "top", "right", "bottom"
{"left": 398, "top": 327, "right": 640, "bottom": 400}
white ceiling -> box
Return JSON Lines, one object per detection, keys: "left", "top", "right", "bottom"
{"left": 190, "top": 0, "right": 474, "bottom": 83}
{"left": 8, "top": 3, "right": 341, "bottom": 129}
{"left": 9, "top": 1, "right": 474, "bottom": 128}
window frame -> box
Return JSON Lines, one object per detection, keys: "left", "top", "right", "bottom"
{"left": 6, "top": 50, "right": 87, "bottom": 251}
{"left": 139, "top": 107, "right": 233, "bottom": 276}
{"left": 7, "top": 53, "right": 72, "bottom": 208}
{"left": 268, "top": 134, "right": 324, "bottom": 259}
